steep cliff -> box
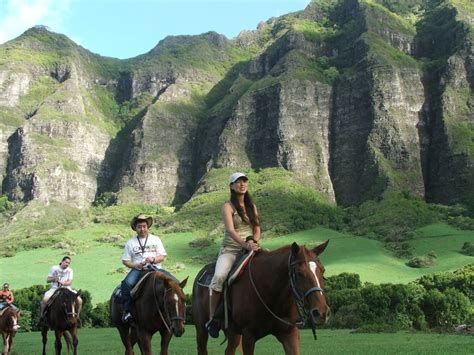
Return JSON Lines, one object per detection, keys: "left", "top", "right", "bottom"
{"left": 0, "top": 1, "right": 472, "bottom": 213}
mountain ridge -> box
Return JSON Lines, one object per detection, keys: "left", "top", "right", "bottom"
{"left": 0, "top": 0, "right": 472, "bottom": 219}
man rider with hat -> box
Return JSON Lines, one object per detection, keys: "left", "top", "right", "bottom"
{"left": 120, "top": 214, "right": 167, "bottom": 323}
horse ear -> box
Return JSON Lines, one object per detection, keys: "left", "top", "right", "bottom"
{"left": 179, "top": 276, "right": 189, "bottom": 289}
{"left": 313, "top": 240, "right": 329, "bottom": 256}
{"left": 291, "top": 242, "right": 300, "bottom": 256}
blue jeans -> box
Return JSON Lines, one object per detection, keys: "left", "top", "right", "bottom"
{"left": 120, "top": 266, "right": 179, "bottom": 313}
{"left": 0, "top": 302, "right": 17, "bottom": 311}
{"left": 121, "top": 268, "right": 145, "bottom": 313}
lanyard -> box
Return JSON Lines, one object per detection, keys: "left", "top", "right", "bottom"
{"left": 137, "top": 235, "right": 149, "bottom": 255}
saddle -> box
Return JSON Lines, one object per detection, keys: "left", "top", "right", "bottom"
{"left": 0, "top": 305, "right": 12, "bottom": 317}
{"left": 197, "top": 250, "right": 256, "bottom": 330}
{"left": 112, "top": 269, "right": 178, "bottom": 303}
{"left": 197, "top": 250, "right": 255, "bottom": 288}
{"left": 112, "top": 272, "right": 153, "bottom": 303}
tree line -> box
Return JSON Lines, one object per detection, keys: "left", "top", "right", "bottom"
{"left": 11, "top": 263, "right": 472, "bottom": 332}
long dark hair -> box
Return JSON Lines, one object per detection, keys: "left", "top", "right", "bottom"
{"left": 230, "top": 190, "right": 260, "bottom": 227}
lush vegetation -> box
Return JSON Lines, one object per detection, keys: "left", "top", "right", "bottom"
{"left": 11, "top": 263, "right": 472, "bottom": 333}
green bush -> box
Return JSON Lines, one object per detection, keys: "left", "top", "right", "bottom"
{"left": 0, "top": 195, "right": 14, "bottom": 213}
{"left": 407, "top": 252, "right": 438, "bottom": 268}
{"left": 13, "top": 284, "right": 48, "bottom": 330}
{"left": 461, "top": 242, "right": 474, "bottom": 256}
{"left": 325, "top": 273, "right": 361, "bottom": 291}
{"left": 18, "top": 310, "right": 32, "bottom": 332}
{"left": 415, "top": 267, "right": 474, "bottom": 301}
{"left": 421, "top": 288, "right": 471, "bottom": 328}
{"left": 89, "top": 301, "right": 111, "bottom": 328}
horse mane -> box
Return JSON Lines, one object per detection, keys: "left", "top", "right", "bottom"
{"left": 55, "top": 288, "right": 79, "bottom": 302}
{"left": 257, "top": 243, "right": 319, "bottom": 260}
{"left": 149, "top": 271, "right": 185, "bottom": 298}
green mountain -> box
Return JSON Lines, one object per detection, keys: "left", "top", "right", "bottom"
{"left": 0, "top": 1, "right": 472, "bottom": 263}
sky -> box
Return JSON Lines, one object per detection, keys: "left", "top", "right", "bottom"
{"left": 0, "top": 0, "right": 311, "bottom": 59}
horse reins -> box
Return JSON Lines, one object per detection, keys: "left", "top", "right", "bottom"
{"left": 248, "top": 253, "right": 324, "bottom": 340}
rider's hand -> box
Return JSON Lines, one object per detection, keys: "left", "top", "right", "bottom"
{"left": 246, "top": 240, "right": 260, "bottom": 251}
{"left": 133, "top": 262, "right": 144, "bottom": 270}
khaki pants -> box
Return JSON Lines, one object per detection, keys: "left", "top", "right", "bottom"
{"left": 209, "top": 247, "right": 240, "bottom": 292}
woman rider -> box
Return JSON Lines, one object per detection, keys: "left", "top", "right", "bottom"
{"left": 205, "top": 172, "right": 261, "bottom": 338}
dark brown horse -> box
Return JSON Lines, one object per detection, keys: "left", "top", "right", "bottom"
{"left": 110, "top": 271, "right": 188, "bottom": 355}
{"left": 0, "top": 306, "right": 20, "bottom": 355}
{"left": 41, "top": 287, "right": 81, "bottom": 355}
{"left": 192, "top": 240, "right": 330, "bottom": 355}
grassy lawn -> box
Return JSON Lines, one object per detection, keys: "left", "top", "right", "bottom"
{"left": 10, "top": 327, "right": 473, "bottom": 355}
{"left": 0, "top": 224, "right": 472, "bottom": 304}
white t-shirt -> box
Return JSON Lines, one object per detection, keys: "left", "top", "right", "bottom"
{"left": 48, "top": 265, "right": 73, "bottom": 289}
{"left": 122, "top": 234, "right": 167, "bottom": 268}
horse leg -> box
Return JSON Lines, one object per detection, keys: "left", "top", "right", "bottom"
{"left": 224, "top": 331, "right": 241, "bottom": 355}
{"left": 2, "top": 333, "right": 10, "bottom": 355}
{"left": 41, "top": 327, "right": 48, "bottom": 355}
{"left": 159, "top": 329, "right": 172, "bottom": 355}
{"left": 241, "top": 332, "right": 256, "bottom": 355}
{"left": 117, "top": 325, "right": 134, "bottom": 355}
{"left": 136, "top": 331, "right": 152, "bottom": 355}
{"left": 8, "top": 332, "right": 14, "bottom": 354}
{"left": 70, "top": 327, "right": 79, "bottom": 355}
{"left": 54, "top": 330, "right": 63, "bottom": 355}
{"left": 276, "top": 327, "right": 300, "bottom": 355}
{"left": 195, "top": 321, "right": 209, "bottom": 355}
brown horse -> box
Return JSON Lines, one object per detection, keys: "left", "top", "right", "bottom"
{"left": 0, "top": 306, "right": 20, "bottom": 355}
{"left": 110, "top": 271, "right": 188, "bottom": 355}
{"left": 41, "top": 287, "right": 81, "bottom": 355}
{"left": 192, "top": 240, "right": 330, "bottom": 355}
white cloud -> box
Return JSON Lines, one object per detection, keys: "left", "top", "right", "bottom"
{"left": 0, "top": 0, "right": 71, "bottom": 44}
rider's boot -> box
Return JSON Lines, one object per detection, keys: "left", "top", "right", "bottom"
{"left": 205, "top": 289, "right": 221, "bottom": 338}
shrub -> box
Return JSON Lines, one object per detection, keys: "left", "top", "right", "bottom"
{"left": 421, "top": 288, "right": 471, "bottom": 328}
{"left": 407, "top": 252, "right": 438, "bottom": 268}
{"left": 188, "top": 238, "right": 213, "bottom": 249}
{"left": 18, "top": 310, "right": 32, "bottom": 332}
{"left": 325, "top": 273, "right": 361, "bottom": 291}
{"left": 461, "top": 242, "right": 474, "bottom": 256}
{"left": 89, "top": 301, "right": 111, "bottom": 328}
{"left": 416, "top": 269, "right": 473, "bottom": 301}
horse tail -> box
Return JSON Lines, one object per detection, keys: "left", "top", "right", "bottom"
{"left": 63, "top": 331, "right": 73, "bottom": 352}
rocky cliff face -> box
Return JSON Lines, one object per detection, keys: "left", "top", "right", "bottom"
{"left": 2, "top": 64, "right": 113, "bottom": 208}
{"left": 0, "top": 0, "right": 472, "bottom": 210}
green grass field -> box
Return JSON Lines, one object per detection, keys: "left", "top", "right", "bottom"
{"left": 0, "top": 223, "right": 472, "bottom": 304}
{"left": 9, "top": 327, "right": 474, "bottom": 355}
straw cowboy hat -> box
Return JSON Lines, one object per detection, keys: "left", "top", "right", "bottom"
{"left": 130, "top": 214, "right": 153, "bottom": 230}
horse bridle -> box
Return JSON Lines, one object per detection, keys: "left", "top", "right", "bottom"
{"left": 248, "top": 252, "right": 324, "bottom": 340}
{"left": 152, "top": 273, "right": 186, "bottom": 334}
{"left": 288, "top": 254, "right": 324, "bottom": 339}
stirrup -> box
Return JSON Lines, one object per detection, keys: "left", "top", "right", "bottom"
{"left": 205, "top": 319, "right": 219, "bottom": 338}
{"left": 122, "top": 312, "right": 133, "bottom": 323}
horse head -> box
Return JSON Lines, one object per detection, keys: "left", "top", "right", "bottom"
{"left": 290, "top": 240, "right": 330, "bottom": 326}
{"left": 1, "top": 307, "right": 20, "bottom": 334}
{"left": 56, "top": 288, "right": 80, "bottom": 326}
{"left": 163, "top": 277, "right": 188, "bottom": 337}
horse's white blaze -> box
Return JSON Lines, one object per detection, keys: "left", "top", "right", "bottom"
{"left": 174, "top": 293, "right": 179, "bottom": 316}
{"left": 12, "top": 316, "right": 19, "bottom": 331}
{"left": 309, "top": 261, "right": 321, "bottom": 288}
